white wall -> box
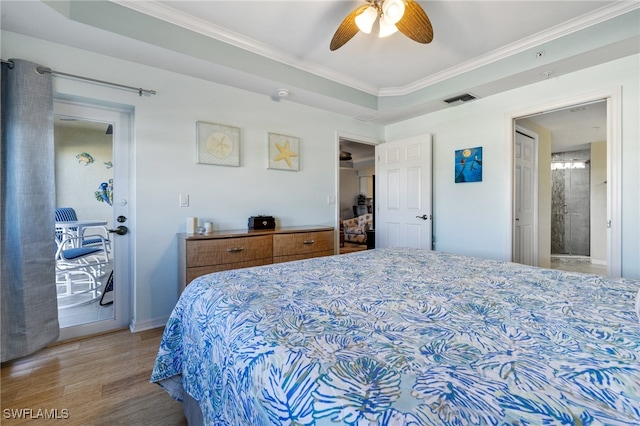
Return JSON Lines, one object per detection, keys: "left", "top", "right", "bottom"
{"left": 386, "top": 54, "right": 640, "bottom": 279}
{"left": 3, "top": 31, "right": 384, "bottom": 330}
{"left": 358, "top": 161, "right": 376, "bottom": 197}
{"left": 340, "top": 160, "right": 375, "bottom": 220}
{"left": 339, "top": 168, "right": 360, "bottom": 219}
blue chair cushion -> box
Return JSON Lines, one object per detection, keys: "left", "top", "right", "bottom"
{"left": 82, "top": 238, "right": 104, "bottom": 246}
{"left": 61, "top": 246, "right": 102, "bottom": 260}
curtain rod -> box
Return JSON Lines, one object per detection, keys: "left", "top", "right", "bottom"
{"left": 1, "top": 59, "right": 156, "bottom": 97}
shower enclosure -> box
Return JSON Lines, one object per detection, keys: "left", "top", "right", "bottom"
{"left": 551, "top": 149, "right": 591, "bottom": 256}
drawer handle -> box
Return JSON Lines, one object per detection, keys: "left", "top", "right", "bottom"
{"left": 227, "top": 247, "right": 245, "bottom": 252}
{"left": 303, "top": 240, "right": 315, "bottom": 245}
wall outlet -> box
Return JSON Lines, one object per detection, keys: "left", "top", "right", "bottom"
{"left": 179, "top": 194, "right": 189, "bottom": 207}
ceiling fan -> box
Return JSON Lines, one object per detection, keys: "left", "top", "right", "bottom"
{"left": 339, "top": 151, "right": 353, "bottom": 161}
{"left": 330, "top": 0, "right": 434, "bottom": 51}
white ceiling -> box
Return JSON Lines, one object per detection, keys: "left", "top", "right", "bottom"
{"left": 519, "top": 99, "right": 607, "bottom": 153}
{"left": 1, "top": 1, "right": 638, "bottom": 147}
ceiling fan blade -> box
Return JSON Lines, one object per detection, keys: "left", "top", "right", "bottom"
{"left": 330, "top": 5, "right": 369, "bottom": 51}
{"left": 396, "top": 0, "right": 434, "bottom": 44}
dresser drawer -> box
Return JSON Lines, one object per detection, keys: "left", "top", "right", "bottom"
{"left": 179, "top": 226, "right": 333, "bottom": 293}
{"left": 273, "top": 230, "right": 334, "bottom": 257}
{"left": 273, "top": 250, "right": 334, "bottom": 264}
{"left": 187, "top": 258, "right": 273, "bottom": 283}
{"left": 186, "top": 235, "right": 273, "bottom": 267}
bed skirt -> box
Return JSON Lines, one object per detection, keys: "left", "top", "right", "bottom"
{"left": 183, "top": 391, "right": 203, "bottom": 426}
{"left": 156, "top": 375, "right": 203, "bottom": 425}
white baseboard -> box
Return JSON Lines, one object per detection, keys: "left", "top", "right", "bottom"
{"left": 130, "top": 316, "right": 169, "bottom": 333}
{"left": 591, "top": 258, "right": 607, "bottom": 266}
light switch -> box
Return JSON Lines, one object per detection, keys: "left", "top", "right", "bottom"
{"left": 327, "top": 195, "right": 336, "bottom": 205}
{"left": 179, "top": 194, "right": 189, "bottom": 207}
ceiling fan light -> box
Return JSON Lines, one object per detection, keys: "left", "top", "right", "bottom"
{"left": 381, "top": 0, "right": 405, "bottom": 25}
{"left": 378, "top": 19, "right": 398, "bottom": 38}
{"left": 355, "top": 6, "right": 377, "bottom": 34}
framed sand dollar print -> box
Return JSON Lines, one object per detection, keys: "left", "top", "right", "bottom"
{"left": 196, "top": 121, "right": 240, "bottom": 167}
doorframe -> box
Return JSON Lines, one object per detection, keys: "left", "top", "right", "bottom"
{"left": 506, "top": 87, "right": 622, "bottom": 277}
{"left": 54, "top": 99, "right": 134, "bottom": 340}
{"left": 334, "top": 131, "right": 381, "bottom": 252}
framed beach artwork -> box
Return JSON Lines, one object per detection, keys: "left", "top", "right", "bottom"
{"left": 268, "top": 133, "right": 300, "bottom": 171}
{"left": 455, "top": 146, "right": 483, "bottom": 183}
{"left": 196, "top": 121, "right": 240, "bottom": 167}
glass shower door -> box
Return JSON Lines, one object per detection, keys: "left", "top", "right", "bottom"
{"left": 551, "top": 153, "right": 590, "bottom": 256}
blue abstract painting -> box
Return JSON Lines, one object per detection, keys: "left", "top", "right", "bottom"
{"left": 455, "top": 146, "right": 483, "bottom": 183}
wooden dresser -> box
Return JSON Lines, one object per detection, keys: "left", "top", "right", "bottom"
{"left": 178, "top": 226, "right": 334, "bottom": 292}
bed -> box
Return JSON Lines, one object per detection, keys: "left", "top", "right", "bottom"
{"left": 151, "top": 247, "right": 640, "bottom": 425}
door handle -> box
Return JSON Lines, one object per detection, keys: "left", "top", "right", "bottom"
{"left": 108, "top": 225, "right": 128, "bottom": 236}
{"left": 416, "top": 214, "right": 431, "bottom": 220}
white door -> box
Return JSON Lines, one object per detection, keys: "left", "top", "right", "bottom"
{"left": 375, "top": 134, "right": 432, "bottom": 249}
{"left": 513, "top": 128, "right": 537, "bottom": 265}
{"left": 54, "top": 100, "right": 132, "bottom": 340}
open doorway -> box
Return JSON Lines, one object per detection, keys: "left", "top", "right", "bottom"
{"left": 338, "top": 138, "right": 376, "bottom": 254}
{"left": 54, "top": 100, "right": 133, "bottom": 341}
{"left": 513, "top": 98, "right": 617, "bottom": 276}
{"left": 54, "top": 115, "right": 115, "bottom": 326}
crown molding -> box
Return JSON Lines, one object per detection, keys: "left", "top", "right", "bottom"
{"left": 113, "top": 0, "right": 379, "bottom": 95}
{"left": 113, "top": 1, "right": 638, "bottom": 98}
{"left": 379, "top": 1, "right": 640, "bottom": 97}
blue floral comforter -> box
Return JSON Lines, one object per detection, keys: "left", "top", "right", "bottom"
{"left": 151, "top": 247, "right": 640, "bottom": 425}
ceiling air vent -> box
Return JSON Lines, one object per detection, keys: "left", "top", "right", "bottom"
{"left": 443, "top": 93, "right": 477, "bottom": 104}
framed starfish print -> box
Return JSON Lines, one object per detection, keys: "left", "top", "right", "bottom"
{"left": 268, "top": 133, "right": 300, "bottom": 171}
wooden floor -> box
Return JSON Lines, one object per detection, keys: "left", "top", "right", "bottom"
{"left": 1, "top": 328, "right": 186, "bottom": 425}
{"left": 339, "top": 242, "right": 368, "bottom": 254}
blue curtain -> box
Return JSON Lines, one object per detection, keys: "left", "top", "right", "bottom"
{"left": 1, "top": 59, "right": 59, "bottom": 362}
